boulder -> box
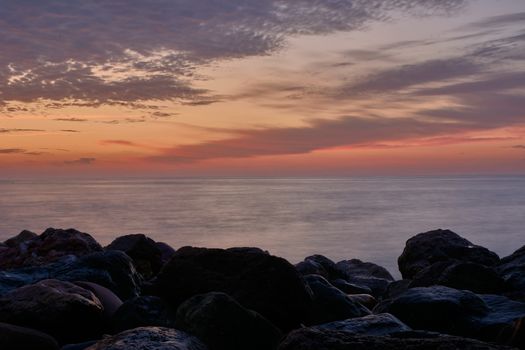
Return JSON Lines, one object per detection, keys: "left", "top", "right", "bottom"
{"left": 111, "top": 296, "right": 176, "bottom": 333}
{"left": 335, "top": 259, "right": 394, "bottom": 298}
{"left": 61, "top": 341, "right": 97, "bottom": 350}
{"left": 313, "top": 313, "right": 411, "bottom": 336}
{"left": 0, "top": 322, "right": 59, "bottom": 350}
{"left": 304, "top": 275, "right": 370, "bottom": 325}
{"left": 156, "top": 242, "right": 176, "bottom": 264}
{"left": 74, "top": 282, "right": 123, "bottom": 319}
{"left": 4, "top": 230, "right": 37, "bottom": 247}
{"left": 410, "top": 261, "right": 505, "bottom": 294}
{"left": 0, "top": 279, "right": 104, "bottom": 344}
{"left": 346, "top": 294, "right": 377, "bottom": 309}
{"left": 0, "top": 228, "right": 102, "bottom": 269}
{"left": 85, "top": 327, "right": 207, "bottom": 350}
{"left": 151, "top": 246, "right": 313, "bottom": 331}
{"left": 497, "top": 245, "right": 525, "bottom": 301}
{"left": 331, "top": 278, "right": 373, "bottom": 295}
{"left": 296, "top": 255, "right": 340, "bottom": 280}
{"left": 175, "top": 292, "right": 282, "bottom": 350}
{"left": 0, "top": 251, "right": 142, "bottom": 300}
{"left": 398, "top": 229, "right": 500, "bottom": 279}
{"left": 278, "top": 328, "right": 514, "bottom": 350}
{"left": 106, "top": 234, "right": 162, "bottom": 278}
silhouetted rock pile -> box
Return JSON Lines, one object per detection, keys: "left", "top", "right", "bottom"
{"left": 0, "top": 227, "right": 524, "bottom": 349}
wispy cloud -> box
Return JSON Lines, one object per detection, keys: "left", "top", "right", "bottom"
{"left": 63, "top": 158, "right": 96, "bottom": 165}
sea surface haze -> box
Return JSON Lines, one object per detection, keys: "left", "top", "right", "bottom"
{"left": 1, "top": 176, "right": 523, "bottom": 277}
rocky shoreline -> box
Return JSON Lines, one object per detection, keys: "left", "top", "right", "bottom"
{"left": 0, "top": 228, "right": 523, "bottom": 349}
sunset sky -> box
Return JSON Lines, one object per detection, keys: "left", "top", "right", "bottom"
{"left": 1, "top": 0, "right": 524, "bottom": 176}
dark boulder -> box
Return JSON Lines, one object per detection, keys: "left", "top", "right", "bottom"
{"left": 175, "top": 292, "right": 282, "bottom": 350}
{"left": 106, "top": 234, "right": 162, "bottom": 279}
{"left": 296, "top": 255, "right": 340, "bottom": 280}
{"left": 85, "top": 327, "right": 207, "bottom": 350}
{"left": 111, "top": 296, "right": 176, "bottom": 333}
{"left": 331, "top": 278, "right": 373, "bottom": 295}
{"left": 0, "top": 251, "right": 142, "bottom": 300}
{"left": 74, "top": 282, "right": 123, "bottom": 319}
{"left": 304, "top": 275, "right": 370, "bottom": 325}
{"left": 313, "top": 313, "right": 411, "bottom": 336}
{"left": 278, "top": 328, "right": 514, "bottom": 350}
{"left": 0, "top": 279, "right": 104, "bottom": 344}
{"left": 335, "top": 259, "right": 394, "bottom": 298}
{"left": 0, "top": 322, "right": 59, "bottom": 350}
{"left": 0, "top": 228, "right": 102, "bottom": 269}
{"left": 151, "top": 246, "right": 313, "bottom": 331}
{"left": 398, "top": 229, "right": 500, "bottom": 279}
{"left": 156, "top": 242, "right": 176, "bottom": 264}
{"left": 497, "top": 245, "right": 525, "bottom": 301}
{"left": 4, "top": 230, "right": 37, "bottom": 247}
{"left": 410, "top": 261, "right": 505, "bottom": 294}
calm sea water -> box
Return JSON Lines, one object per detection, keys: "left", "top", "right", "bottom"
{"left": 1, "top": 176, "right": 524, "bottom": 277}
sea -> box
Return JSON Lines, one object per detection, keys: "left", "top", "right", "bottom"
{"left": 1, "top": 176, "right": 524, "bottom": 278}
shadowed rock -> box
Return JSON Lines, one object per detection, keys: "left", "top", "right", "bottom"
{"left": 106, "top": 234, "right": 163, "bottom": 279}
{"left": 85, "top": 327, "right": 208, "bottom": 350}
{"left": 0, "top": 322, "right": 59, "bottom": 350}
{"left": 175, "top": 292, "right": 282, "bottom": 350}
{"left": 111, "top": 296, "right": 176, "bottom": 333}
{"left": 398, "top": 229, "right": 500, "bottom": 279}
{"left": 335, "top": 259, "right": 394, "bottom": 298}
{"left": 151, "top": 246, "right": 313, "bottom": 331}
{"left": 156, "top": 242, "right": 176, "bottom": 264}
{"left": 304, "top": 275, "right": 370, "bottom": 325}
{"left": 4, "top": 230, "right": 37, "bottom": 247}
{"left": 296, "top": 255, "right": 340, "bottom": 280}
{"left": 313, "top": 313, "right": 411, "bottom": 336}
{"left": 497, "top": 245, "right": 525, "bottom": 301}
{"left": 0, "top": 228, "right": 103, "bottom": 269}
{"left": 0, "top": 279, "right": 104, "bottom": 344}
{"left": 278, "top": 329, "right": 515, "bottom": 350}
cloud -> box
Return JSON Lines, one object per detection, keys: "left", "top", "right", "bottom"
{"left": 513, "top": 145, "right": 525, "bottom": 149}
{"left": 0, "top": 0, "right": 468, "bottom": 111}
{"left": 100, "top": 140, "right": 142, "bottom": 147}
{"left": 0, "top": 128, "right": 45, "bottom": 133}
{"left": 54, "top": 118, "right": 88, "bottom": 122}
{"left": 63, "top": 158, "right": 96, "bottom": 165}
{"left": 60, "top": 129, "right": 80, "bottom": 133}
{"left": 0, "top": 148, "right": 44, "bottom": 155}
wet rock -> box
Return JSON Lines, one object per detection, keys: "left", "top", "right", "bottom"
{"left": 374, "top": 286, "right": 490, "bottom": 335}
{"left": 335, "top": 259, "right": 394, "bottom": 298}
{"left": 0, "top": 279, "right": 104, "bottom": 344}
{"left": 398, "top": 229, "right": 500, "bottom": 279}
{"left": 175, "top": 292, "right": 282, "bottom": 350}
{"left": 156, "top": 242, "right": 176, "bottom": 264}
{"left": 0, "top": 228, "right": 102, "bottom": 269}
{"left": 0, "top": 322, "right": 59, "bottom": 350}
{"left": 111, "top": 296, "right": 176, "bottom": 333}
{"left": 106, "top": 234, "right": 162, "bottom": 279}
{"left": 278, "top": 328, "right": 514, "bottom": 350}
{"left": 410, "top": 261, "right": 505, "bottom": 294}
{"left": 4, "top": 230, "right": 37, "bottom": 247}
{"left": 304, "top": 275, "right": 370, "bottom": 325}
{"left": 74, "top": 282, "right": 123, "bottom": 319}
{"left": 497, "top": 245, "right": 525, "bottom": 301}
{"left": 331, "top": 278, "right": 373, "bottom": 295}
{"left": 313, "top": 313, "right": 411, "bottom": 336}
{"left": 85, "top": 327, "right": 207, "bottom": 350}
{"left": 0, "top": 251, "right": 142, "bottom": 300}
{"left": 151, "top": 246, "right": 313, "bottom": 331}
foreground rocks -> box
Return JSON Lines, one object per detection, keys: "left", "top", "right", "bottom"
{"left": 0, "top": 227, "right": 523, "bottom": 349}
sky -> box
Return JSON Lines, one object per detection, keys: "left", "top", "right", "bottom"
{"left": 1, "top": 0, "right": 524, "bottom": 177}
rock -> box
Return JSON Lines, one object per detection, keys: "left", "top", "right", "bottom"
{"left": 278, "top": 328, "right": 514, "bottom": 350}
{"left": 74, "top": 282, "right": 123, "bottom": 319}
{"left": 175, "top": 292, "right": 282, "bottom": 350}
{"left": 106, "top": 234, "right": 162, "bottom": 279}
{"left": 296, "top": 255, "right": 340, "bottom": 280}
{"left": 0, "top": 251, "right": 142, "bottom": 300}
{"left": 384, "top": 280, "right": 411, "bottom": 299}
{"left": 374, "top": 286, "right": 489, "bottom": 335}
{"left": 111, "top": 296, "right": 176, "bottom": 333}
{"left": 156, "top": 242, "right": 176, "bottom": 264}
{"left": 0, "top": 279, "right": 104, "bottom": 344}
{"left": 85, "top": 327, "right": 207, "bottom": 350}
{"left": 398, "top": 229, "right": 500, "bottom": 279}
{"left": 304, "top": 275, "right": 370, "bottom": 325}
{"left": 4, "top": 230, "right": 37, "bottom": 247}
{"left": 331, "top": 278, "right": 373, "bottom": 295}
{"left": 335, "top": 259, "right": 394, "bottom": 298}
{"left": 226, "top": 247, "right": 269, "bottom": 255}
{"left": 346, "top": 294, "right": 377, "bottom": 309}
{"left": 151, "top": 246, "right": 313, "bottom": 331}
{"left": 313, "top": 313, "right": 411, "bottom": 336}
{"left": 374, "top": 286, "right": 525, "bottom": 348}
{"left": 497, "top": 245, "right": 525, "bottom": 301}
{"left": 0, "top": 322, "right": 59, "bottom": 350}
{"left": 410, "top": 261, "right": 505, "bottom": 294}
{"left": 60, "top": 341, "right": 97, "bottom": 350}
{"left": 0, "top": 228, "right": 103, "bottom": 269}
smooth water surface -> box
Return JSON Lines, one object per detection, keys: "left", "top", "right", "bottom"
{"left": 1, "top": 176, "right": 524, "bottom": 277}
